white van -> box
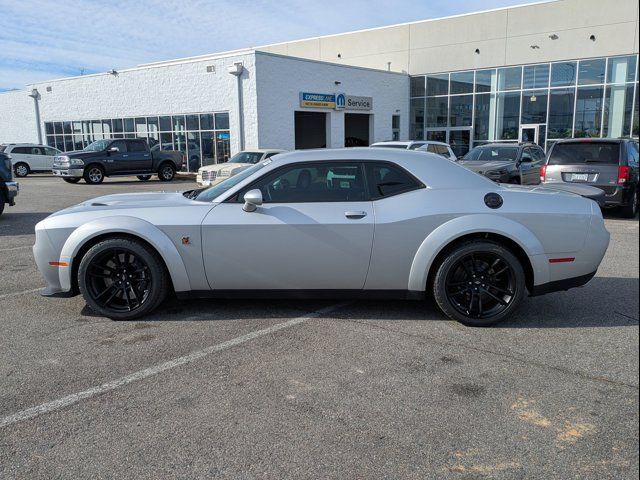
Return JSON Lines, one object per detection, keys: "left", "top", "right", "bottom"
{"left": 0, "top": 143, "right": 62, "bottom": 177}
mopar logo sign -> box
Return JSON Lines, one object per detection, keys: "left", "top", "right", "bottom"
{"left": 335, "top": 93, "right": 346, "bottom": 109}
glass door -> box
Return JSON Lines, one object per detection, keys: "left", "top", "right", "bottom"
{"left": 448, "top": 129, "right": 472, "bottom": 158}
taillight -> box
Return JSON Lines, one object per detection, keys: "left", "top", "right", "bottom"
{"left": 540, "top": 165, "right": 547, "bottom": 183}
{"left": 617, "top": 166, "right": 631, "bottom": 185}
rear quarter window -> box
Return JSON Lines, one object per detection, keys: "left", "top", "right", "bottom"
{"left": 548, "top": 142, "right": 620, "bottom": 165}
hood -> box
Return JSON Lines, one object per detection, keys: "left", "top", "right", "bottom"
{"left": 457, "top": 160, "right": 515, "bottom": 172}
{"left": 63, "top": 150, "right": 104, "bottom": 159}
{"left": 49, "top": 191, "right": 194, "bottom": 217}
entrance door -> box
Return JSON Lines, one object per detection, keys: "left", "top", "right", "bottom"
{"left": 295, "top": 111, "right": 327, "bottom": 149}
{"left": 448, "top": 129, "right": 471, "bottom": 158}
{"left": 519, "top": 124, "right": 545, "bottom": 146}
{"left": 344, "top": 113, "right": 371, "bottom": 146}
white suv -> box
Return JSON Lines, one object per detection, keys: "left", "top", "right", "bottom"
{"left": 0, "top": 143, "right": 62, "bottom": 177}
{"left": 370, "top": 140, "right": 457, "bottom": 160}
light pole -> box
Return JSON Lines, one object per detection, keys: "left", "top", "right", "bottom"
{"left": 28, "top": 88, "right": 43, "bottom": 145}
{"left": 228, "top": 62, "right": 245, "bottom": 152}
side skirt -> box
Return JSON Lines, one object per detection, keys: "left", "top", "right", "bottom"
{"left": 176, "top": 289, "right": 425, "bottom": 301}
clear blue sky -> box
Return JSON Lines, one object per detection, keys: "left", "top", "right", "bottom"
{"left": 0, "top": 0, "right": 533, "bottom": 90}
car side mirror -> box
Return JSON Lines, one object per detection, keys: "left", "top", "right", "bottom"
{"left": 243, "top": 189, "right": 263, "bottom": 212}
{"left": 108, "top": 147, "right": 119, "bottom": 153}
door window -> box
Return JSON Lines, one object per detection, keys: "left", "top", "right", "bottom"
{"left": 250, "top": 163, "right": 367, "bottom": 203}
{"left": 127, "top": 140, "right": 146, "bottom": 152}
{"left": 110, "top": 140, "right": 128, "bottom": 152}
{"left": 365, "top": 162, "right": 422, "bottom": 199}
{"left": 11, "top": 147, "right": 31, "bottom": 154}
{"left": 436, "top": 145, "right": 451, "bottom": 158}
{"left": 44, "top": 147, "right": 59, "bottom": 156}
{"left": 426, "top": 144, "right": 439, "bottom": 154}
{"left": 521, "top": 148, "right": 534, "bottom": 163}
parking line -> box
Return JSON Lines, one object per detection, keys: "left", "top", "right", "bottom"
{"left": 0, "top": 288, "right": 42, "bottom": 300}
{"left": 0, "top": 245, "right": 32, "bottom": 252}
{"left": 0, "top": 302, "right": 349, "bottom": 429}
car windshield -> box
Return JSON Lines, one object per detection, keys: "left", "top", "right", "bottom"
{"left": 228, "top": 152, "right": 264, "bottom": 164}
{"left": 548, "top": 142, "right": 620, "bottom": 165}
{"left": 194, "top": 161, "right": 269, "bottom": 202}
{"left": 463, "top": 146, "right": 519, "bottom": 162}
{"left": 85, "top": 140, "right": 111, "bottom": 152}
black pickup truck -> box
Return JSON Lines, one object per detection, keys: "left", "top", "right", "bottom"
{"left": 52, "top": 139, "right": 184, "bottom": 184}
{"left": 0, "top": 151, "right": 19, "bottom": 217}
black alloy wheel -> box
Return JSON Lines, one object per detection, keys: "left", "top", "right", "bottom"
{"left": 158, "top": 163, "right": 175, "bottom": 182}
{"left": 432, "top": 240, "right": 526, "bottom": 326}
{"left": 79, "top": 238, "right": 169, "bottom": 319}
{"left": 84, "top": 165, "right": 105, "bottom": 184}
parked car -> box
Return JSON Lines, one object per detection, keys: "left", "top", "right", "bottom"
{"left": 370, "top": 140, "right": 429, "bottom": 150}
{"left": 152, "top": 142, "right": 200, "bottom": 172}
{"left": 196, "top": 149, "right": 286, "bottom": 186}
{"left": 541, "top": 138, "right": 639, "bottom": 218}
{"left": 458, "top": 143, "right": 546, "bottom": 184}
{"left": 52, "top": 139, "right": 183, "bottom": 184}
{"left": 34, "top": 148, "right": 609, "bottom": 327}
{"left": 0, "top": 143, "right": 62, "bottom": 177}
{"left": 414, "top": 142, "right": 457, "bottom": 160}
{"left": 0, "top": 151, "right": 19, "bottom": 216}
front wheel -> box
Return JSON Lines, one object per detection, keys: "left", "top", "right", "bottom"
{"left": 431, "top": 240, "right": 526, "bottom": 327}
{"left": 137, "top": 175, "right": 152, "bottom": 181}
{"left": 158, "top": 163, "right": 176, "bottom": 182}
{"left": 78, "top": 237, "right": 169, "bottom": 320}
{"left": 63, "top": 177, "right": 81, "bottom": 184}
{"left": 84, "top": 165, "right": 105, "bottom": 184}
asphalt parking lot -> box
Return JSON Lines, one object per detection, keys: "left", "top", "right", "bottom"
{"left": 1, "top": 175, "right": 638, "bottom": 479}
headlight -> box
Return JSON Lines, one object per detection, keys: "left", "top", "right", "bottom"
{"left": 69, "top": 158, "right": 84, "bottom": 166}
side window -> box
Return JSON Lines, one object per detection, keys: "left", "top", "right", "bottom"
{"left": 11, "top": 147, "right": 30, "bottom": 154}
{"left": 436, "top": 145, "right": 451, "bottom": 157}
{"left": 110, "top": 140, "right": 127, "bottom": 152}
{"left": 532, "top": 147, "right": 546, "bottom": 161}
{"left": 44, "top": 147, "right": 59, "bottom": 156}
{"left": 264, "top": 152, "right": 279, "bottom": 159}
{"left": 245, "top": 162, "right": 366, "bottom": 203}
{"left": 521, "top": 148, "right": 534, "bottom": 162}
{"left": 127, "top": 140, "right": 146, "bottom": 152}
{"left": 626, "top": 142, "right": 639, "bottom": 166}
{"left": 365, "top": 162, "right": 422, "bottom": 199}
{"left": 408, "top": 142, "right": 425, "bottom": 150}
{"left": 426, "top": 144, "right": 438, "bottom": 154}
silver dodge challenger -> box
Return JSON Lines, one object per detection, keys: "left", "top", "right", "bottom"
{"left": 33, "top": 148, "right": 610, "bottom": 326}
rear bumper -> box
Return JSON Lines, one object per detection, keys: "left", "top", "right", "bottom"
{"left": 530, "top": 270, "right": 596, "bottom": 296}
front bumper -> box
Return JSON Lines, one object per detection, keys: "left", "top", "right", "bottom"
{"left": 53, "top": 167, "right": 84, "bottom": 178}
{"left": 3, "top": 181, "right": 19, "bottom": 205}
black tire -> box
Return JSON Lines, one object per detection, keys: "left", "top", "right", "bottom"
{"left": 0, "top": 195, "right": 5, "bottom": 216}
{"left": 14, "top": 162, "right": 30, "bottom": 178}
{"left": 83, "top": 164, "right": 105, "bottom": 184}
{"left": 432, "top": 240, "right": 526, "bottom": 327}
{"left": 157, "top": 163, "right": 176, "bottom": 182}
{"left": 78, "top": 237, "right": 169, "bottom": 320}
{"left": 620, "top": 189, "right": 638, "bottom": 219}
{"left": 137, "top": 175, "right": 152, "bottom": 181}
{"left": 63, "top": 177, "right": 81, "bottom": 184}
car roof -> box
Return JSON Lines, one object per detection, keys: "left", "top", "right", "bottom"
{"left": 244, "top": 149, "right": 287, "bottom": 153}
{"left": 1, "top": 143, "right": 49, "bottom": 147}
{"left": 416, "top": 141, "right": 450, "bottom": 147}
{"left": 552, "top": 138, "right": 629, "bottom": 144}
{"left": 370, "top": 141, "right": 424, "bottom": 146}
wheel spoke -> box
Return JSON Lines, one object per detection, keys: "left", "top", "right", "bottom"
{"left": 482, "top": 288, "right": 508, "bottom": 306}
{"left": 487, "top": 284, "right": 514, "bottom": 296}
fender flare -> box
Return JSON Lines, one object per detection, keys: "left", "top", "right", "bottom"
{"left": 57, "top": 216, "right": 191, "bottom": 293}
{"left": 407, "top": 214, "right": 549, "bottom": 291}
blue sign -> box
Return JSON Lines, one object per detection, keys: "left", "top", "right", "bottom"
{"left": 217, "top": 132, "right": 230, "bottom": 140}
{"left": 335, "top": 93, "right": 346, "bottom": 109}
{"left": 300, "top": 92, "right": 336, "bottom": 108}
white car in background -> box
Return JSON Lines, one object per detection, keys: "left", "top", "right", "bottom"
{"left": 196, "top": 149, "right": 286, "bottom": 186}
{"left": 0, "top": 143, "right": 62, "bottom": 177}
{"left": 371, "top": 140, "right": 457, "bottom": 160}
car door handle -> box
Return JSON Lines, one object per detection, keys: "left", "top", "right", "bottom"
{"left": 345, "top": 211, "right": 367, "bottom": 219}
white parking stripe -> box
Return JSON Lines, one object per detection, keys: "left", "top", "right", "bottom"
{"left": 0, "top": 302, "right": 348, "bottom": 429}
{"left": 0, "top": 288, "right": 42, "bottom": 300}
{"left": 0, "top": 245, "right": 32, "bottom": 252}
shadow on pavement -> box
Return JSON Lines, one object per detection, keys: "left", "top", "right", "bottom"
{"left": 0, "top": 212, "right": 50, "bottom": 236}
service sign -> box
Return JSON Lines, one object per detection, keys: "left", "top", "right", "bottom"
{"left": 300, "top": 92, "right": 336, "bottom": 109}
{"left": 343, "top": 95, "right": 373, "bottom": 111}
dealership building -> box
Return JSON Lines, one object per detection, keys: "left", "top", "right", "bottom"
{"left": 0, "top": 0, "right": 638, "bottom": 170}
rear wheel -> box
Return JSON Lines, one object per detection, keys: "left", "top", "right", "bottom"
{"left": 620, "top": 190, "right": 638, "bottom": 218}
{"left": 432, "top": 240, "right": 526, "bottom": 327}
{"left": 78, "top": 237, "right": 169, "bottom": 320}
{"left": 14, "top": 163, "right": 29, "bottom": 177}
{"left": 137, "top": 175, "right": 152, "bottom": 181}
{"left": 158, "top": 163, "right": 176, "bottom": 182}
{"left": 63, "top": 177, "right": 81, "bottom": 184}
{"left": 84, "top": 165, "right": 105, "bottom": 184}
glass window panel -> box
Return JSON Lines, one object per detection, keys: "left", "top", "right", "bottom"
{"left": 426, "top": 131, "right": 446, "bottom": 142}
{"left": 548, "top": 88, "right": 575, "bottom": 138}
{"left": 607, "top": 56, "right": 637, "bottom": 84}
{"left": 62, "top": 121, "right": 72, "bottom": 134}
{"left": 72, "top": 135, "right": 84, "bottom": 151}
{"left": 134, "top": 117, "right": 147, "bottom": 134}
{"left": 449, "top": 130, "right": 471, "bottom": 158}
{"left": 201, "top": 131, "right": 216, "bottom": 166}
{"left": 521, "top": 90, "right": 548, "bottom": 124}
{"left": 410, "top": 76, "right": 426, "bottom": 97}
{"left": 634, "top": 82, "right": 639, "bottom": 137}
{"left": 101, "top": 120, "right": 112, "bottom": 136}
{"left": 475, "top": 69, "right": 497, "bottom": 93}
{"left": 410, "top": 98, "right": 425, "bottom": 139}
{"left": 578, "top": 58, "right": 606, "bottom": 85}
{"left": 495, "top": 92, "right": 520, "bottom": 140}
{"left": 71, "top": 121, "right": 81, "bottom": 135}
{"left": 112, "top": 118, "right": 123, "bottom": 133}
{"left": 574, "top": 86, "right": 604, "bottom": 137}
{"left": 159, "top": 132, "right": 174, "bottom": 151}
{"left": 199, "top": 114, "right": 214, "bottom": 130}
{"left": 474, "top": 94, "right": 495, "bottom": 140}
{"left": 91, "top": 120, "right": 102, "bottom": 135}
{"left": 46, "top": 135, "right": 55, "bottom": 147}
{"left": 523, "top": 64, "right": 550, "bottom": 89}
{"left": 54, "top": 136, "right": 64, "bottom": 151}
{"left": 214, "top": 112, "right": 229, "bottom": 130}
{"left": 450, "top": 71, "right": 474, "bottom": 94}
{"left": 186, "top": 131, "right": 201, "bottom": 172}
{"left": 216, "top": 132, "right": 231, "bottom": 162}
{"left": 426, "top": 97, "right": 448, "bottom": 128}
{"left": 45, "top": 123, "right": 54, "bottom": 135}
{"left": 159, "top": 116, "right": 172, "bottom": 131}
{"left": 426, "top": 74, "right": 449, "bottom": 96}
{"left": 186, "top": 114, "right": 199, "bottom": 130}
{"left": 449, "top": 94, "right": 473, "bottom": 127}
{"left": 146, "top": 116, "right": 159, "bottom": 129}
{"left": 124, "top": 118, "right": 135, "bottom": 132}
{"left": 64, "top": 136, "right": 74, "bottom": 152}
{"left": 53, "top": 122, "right": 63, "bottom": 134}
{"left": 603, "top": 84, "right": 634, "bottom": 137}
{"left": 551, "top": 62, "right": 577, "bottom": 87}
{"left": 172, "top": 115, "right": 186, "bottom": 130}
{"left": 497, "top": 67, "right": 522, "bottom": 91}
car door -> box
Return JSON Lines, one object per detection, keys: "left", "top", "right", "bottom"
{"left": 201, "top": 161, "right": 374, "bottom": 290}
{"left": 125, "top": 140, "right": 152, "bottom": 172}
{"left": 519, "top": 147, "right": 543, "bottom": 184}
{"left": 104, "top": 140, "right": 129, "bottom": 174}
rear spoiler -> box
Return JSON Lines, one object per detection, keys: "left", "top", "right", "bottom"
{"left": 539, "top": 183, "right": 606, "bottom": 207}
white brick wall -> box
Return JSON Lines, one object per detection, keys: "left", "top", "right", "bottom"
{"left": 255, "top": 52, "right": 409, "bottom": 150}
{"left": 0, "top": 89, "right": 38, "bottom": 144}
